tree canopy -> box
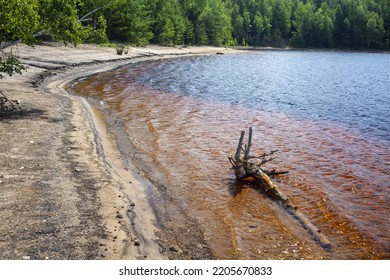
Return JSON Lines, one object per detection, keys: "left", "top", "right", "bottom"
{"left": 1, "top": 0, "right": 390, "bottom": 52}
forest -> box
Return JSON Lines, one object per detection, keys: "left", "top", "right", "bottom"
{"left": 1, "top": 0, "right": 390, "bottom": 50}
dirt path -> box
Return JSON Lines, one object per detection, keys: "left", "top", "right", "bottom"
{"left": 0, "top": 42, "right": 235, "bottom": 260}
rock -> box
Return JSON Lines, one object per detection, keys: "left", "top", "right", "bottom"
{"left": 116, "top": 213, "right": 123, "bottom": 219}
{"left": 130, "top": 202, "right": 135, "bottom": 207}
{"left": 133, "top": 238, "right": 141, "bottom": 246}
{"left": 169, "top": 246, "right": 179, "bottom": 252}
{"left": 22, "top": 256, "right": 30, "bottom": 260}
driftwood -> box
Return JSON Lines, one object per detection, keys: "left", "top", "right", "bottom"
{"left": 229, "top": 127, "right": 331, "bottom": 251}
{"left": 0, "top": 90, "right": 20, "bottom": 114}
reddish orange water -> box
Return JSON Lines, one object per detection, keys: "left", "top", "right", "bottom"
{"left": 69, "top": 58, "right": 390, "bottom": 259}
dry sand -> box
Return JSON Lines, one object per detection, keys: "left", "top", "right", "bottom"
{"left": 0, "top": 42, "right": 237, "bottom": 260}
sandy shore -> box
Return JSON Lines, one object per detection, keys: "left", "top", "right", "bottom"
{"left": 0, "top": 42, "right": 237, "bottom": 260}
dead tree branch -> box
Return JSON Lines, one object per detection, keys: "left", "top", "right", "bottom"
{"left": 0, "top": 90, "right": 20, "bottom": 114}
{"left": 78, "top": 3, "right": 114, "bottom": 23}
{"left": 229, "top": 127, "right": 331, "bottom": 250}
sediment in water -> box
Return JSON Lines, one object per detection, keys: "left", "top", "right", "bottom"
{"left": 0, "top": 42, "right": 235, "bottom": 260}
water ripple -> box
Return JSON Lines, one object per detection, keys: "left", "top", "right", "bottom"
{"left": 70, "top": 51, "right": 390, "bottom": 259}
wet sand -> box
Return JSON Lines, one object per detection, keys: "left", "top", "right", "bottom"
{"left": 0, "top": 42, "right": 236, "bottom": 260}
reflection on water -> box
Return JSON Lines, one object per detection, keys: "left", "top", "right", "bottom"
{"left": 69, "top": 51, "right": 390, "bottom": 259}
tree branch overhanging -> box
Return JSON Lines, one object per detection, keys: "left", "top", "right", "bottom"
{"left": 78, "top": 3, "right": 114, "bottom": 23}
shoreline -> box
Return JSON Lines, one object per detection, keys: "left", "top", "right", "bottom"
{"left": 234, "top": 45, "right": 390, "bottom": 54}
{"left": 0, "top": 42, "right": 237, "bottom": 260}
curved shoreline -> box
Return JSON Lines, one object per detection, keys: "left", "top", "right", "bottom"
{"left": 0, "top": 42, "right": 237, "bottom": 259}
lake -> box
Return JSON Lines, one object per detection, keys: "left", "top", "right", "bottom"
{"left": 69, "top": 50, "right": 390, "bottom": 259}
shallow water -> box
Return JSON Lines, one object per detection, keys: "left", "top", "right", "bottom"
{"left": 69, "top": 51, "right": 390, "bottom": 259}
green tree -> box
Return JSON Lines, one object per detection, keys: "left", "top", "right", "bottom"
{"left": 313, "top": 2, "right": 335, "bottom": 47}
{"left": 253, "top": 12, "right": 266, "bottom": 45}
{"left": 229, "top": 3, "right": 245, "bottom": 44}
{"left": 197, "top": 0, "right": 232, "bottom": 45}
{"left": 38, "top": 0, "right": 84, "bottom": 45}
{"left": 271, "top": 0, "right": 292, "bottom": 41}
{"left": 258, "top": 0, "right": 274, "bottom": 45}
{"left": 76, "top": 0, "right": 113, "bottom": 44}
{"left": 182, "top": 0, "right": 231, "bottom": 45}
{"left": 183, "top": 17, "right": 195, "bottom": 44}
{"left": 1, "top": 0, "right": 40, "bottom": 79}
{"left": 81, "top": 14, "right": 109, "bottom": 44}
{"left": 153, "top": 0, "right": 187, "bottom": 45}
{"left": 290, "top": 0, "right": 315, "bottom": 47}
{"left": 0, "top": 0, "right": 40, "bottom": 45}
{"left": 105, "top": 0, "right": 154, "bottom": 45}
{"left": 381, "top": 0, "right": 390, "bottom": 46}
{"left": 366, "top": 11, "right": 385, "bottom": 48}
{"left": 160, "top": 18, "right": 176, "bottom": 45}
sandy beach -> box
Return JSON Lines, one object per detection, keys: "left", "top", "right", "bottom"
{"left": 0, "top": 42, "right": 236, "bottom": 260}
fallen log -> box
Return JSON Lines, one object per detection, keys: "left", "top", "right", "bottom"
{"left": 229, "top": 127, "right": 331, "bottom": 251}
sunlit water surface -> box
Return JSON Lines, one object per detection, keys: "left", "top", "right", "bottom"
{"left": 69, "top": 51, "right": 390, "bottom": 259}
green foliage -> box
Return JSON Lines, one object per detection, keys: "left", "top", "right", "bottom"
{"left": 82, "top": 15, "right": 109, "bottom": 44}
{"left": 0, "top": 52, "right": 25, "bottom": 113}
{"left": 2, "top": 0, "right": 389, "bottom": 51}
{"left": 183, "top": 17, "right": 195, "bottom": 45}
{"left": 76, "top": 0, "right": 112, "bottom": 44}
{"left": 160, "top": 19, "right": 176, "bottom": 46}
{"left": 1, "top": 0, "right": 390, "bottom": 77}
{"left": 104, "top": 0, "right": 154, "bottom": 45}
{"left": 313, "top": 2, "right": 335, "bottom": 48}
{"left": 153, "top": 0, "right": 186, "bottom": 45}
{"left": 290, "top": 1, "right": 315, "bottom": 48}
{"left": 200, "top": 0, "right": 232, "bottom": 46}
{"left": 271, "top": 0, "right": 292, "bottom": 40}
{"left": 1, "top": 0, "right": 39, "bottom": 82}
{"left": 365, "top": 11, "right": 385, "bottom": 48}
{"left": 0, "top": 0, "right": 40, "bottom": 45}
{"left": 38, "top": 0, "right": 84, "bottom": 45}
{"left": 1, "top": 0, "right": 390, "bottom": 50}
{"left": 0, "top": 52, "right": 26, "bottom": 79}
